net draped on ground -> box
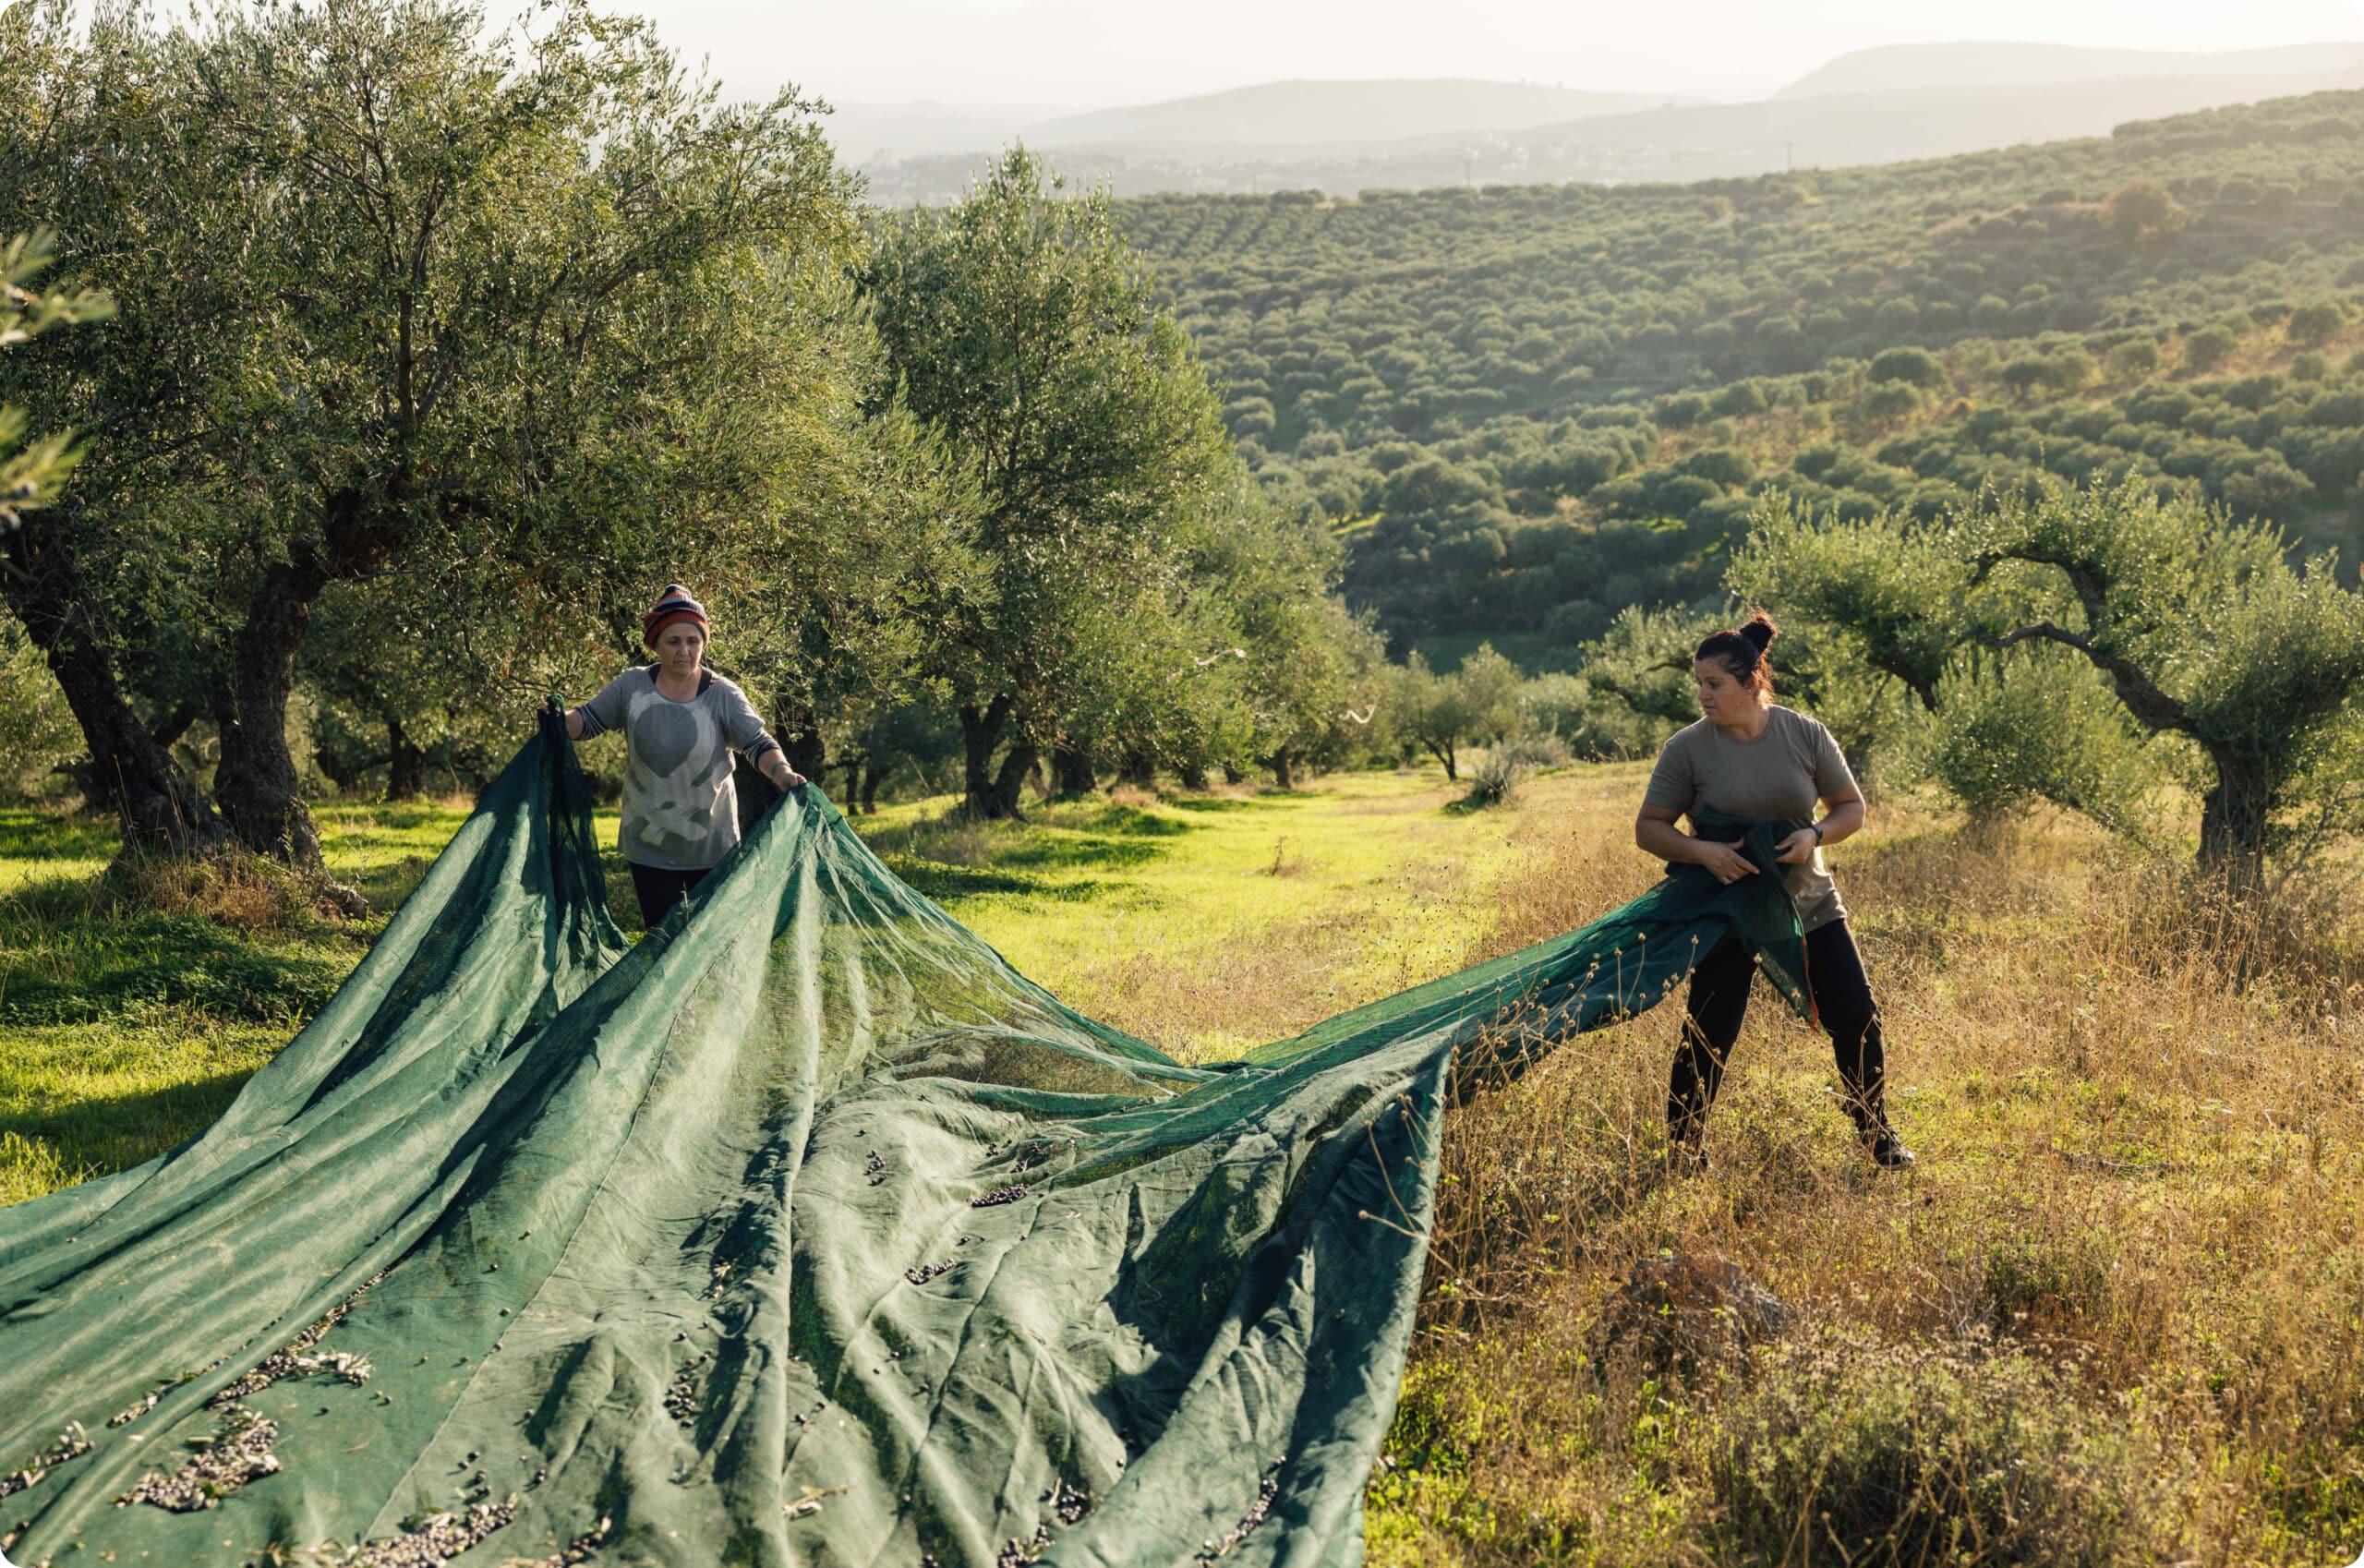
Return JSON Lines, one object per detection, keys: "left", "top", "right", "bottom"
{"left": 0, "top": 720, "right": 1810, "bottom": 1568}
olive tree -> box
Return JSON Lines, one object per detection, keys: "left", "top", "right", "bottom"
{"left": 1729, "top": 493, "right": 1975, "bottom": 712}
{"left": 1740, "top": 473, "right": 2364, "bottom": 885}
{"left": 1967, "top": 474, "right": 2364, "bottom": 880}
{"left": 1397, "top": 645, "right": 1520, "bottom": 783}
{"left": 3, "top": 0, "right": 862, "bottom": 864}
{"left": 866, "top": 147, "right": 1235, "bottom": 818}
{"left": 0, "top": 230, "right": 110, "bottom": 530}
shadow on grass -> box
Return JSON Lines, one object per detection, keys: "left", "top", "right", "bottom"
{"left": 1071, "top": 804, "right": 1193, "bottom": 838}
{"left": 993, "top": 835, "right": 1165, "bottom": 873}
{"left": 0, "top": 1065, "right": 260, "bottom": 1182}
{"left": 0, "top": 809, "right": 117, "bottom": 864}
{"left": 314, "top": 801, "right": 469, "bottom": 835}
{"left": 1162, "top": 796, "right": 1258, "bottom": 814}
{"left": 3, "top": 868, "right": 347, "bottom": 1029}
{"left": 879, "top": 858, "right": 1114, "bottom": 904}
{"left": 0, "top": 922, "right": 344, "bottom": 1028}
{"left": 862, "top": 799, "right": 1201, "bottom": 887}
{"left": 347, "top": 852, "right": 440, "bottom": 918}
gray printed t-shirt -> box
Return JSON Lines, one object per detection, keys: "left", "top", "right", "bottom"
{"left": 1642, "top": 705, "right": 1857, "bottom": 933}
{"left": 573, "top": 666, "right": 780, "bottom": 871}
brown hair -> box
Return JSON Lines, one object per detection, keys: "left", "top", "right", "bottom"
{"left": 1695, "top": 611, "right": 1779, "bottom": 698}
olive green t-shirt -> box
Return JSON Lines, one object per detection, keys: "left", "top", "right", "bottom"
{"left": 1642, "top": 705, "right": 1856, "bottom": 933}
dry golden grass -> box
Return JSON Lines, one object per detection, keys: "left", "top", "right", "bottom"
{"left": 1366, "top": 767, "right": 2364, "bottom": 1567}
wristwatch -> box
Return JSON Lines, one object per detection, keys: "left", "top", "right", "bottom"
{"left": 1810, "top": 821, "right": 1825, "bottom": 846}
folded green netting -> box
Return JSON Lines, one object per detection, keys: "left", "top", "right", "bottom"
{"left": 0, "top": 719, "right": 1810, "bottom": 1568}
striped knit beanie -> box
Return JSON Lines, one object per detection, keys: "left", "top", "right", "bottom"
{"left": 642, "top": 584, "right": 708, "bottom": 647}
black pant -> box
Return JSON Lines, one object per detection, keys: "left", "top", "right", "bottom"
{"left": 1668, "top": 918, "right": 1888, "bottom": 1145}
{"left": 629, "top": 862, "right": 713, "bottom": 929}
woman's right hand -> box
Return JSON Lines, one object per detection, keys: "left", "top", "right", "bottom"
{"left": 1693, "top": 838, "right": 1755, "bottom": 885}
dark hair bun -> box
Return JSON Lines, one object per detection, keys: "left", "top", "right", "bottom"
{"left": 1738, "top": 611, "right": 1779, "bottom": 653}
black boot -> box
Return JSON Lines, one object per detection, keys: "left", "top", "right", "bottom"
{"left": 1664, "top": 1135, "right": 1711, "bottom": 1176}
{"left": 1664, "top": 1108, "right": 1711, "bottom": 1176}
{"left": 1844, "top": 1082, "right": 1916, "bottom": 1169}
{"left": 1867, "top": 1128, "right": 1916, "bottom": 1169}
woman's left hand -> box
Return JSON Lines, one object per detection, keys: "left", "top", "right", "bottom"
{"left": 1775, "top": 827, "right": 1818, "bottom": 865}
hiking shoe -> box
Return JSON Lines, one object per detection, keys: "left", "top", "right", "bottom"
{"left": 1664, "top": 1140, "right": 1711, "bottom": 1176}
{"left": 1868, "top": 1130, "right": 1917, "bottom": 1170}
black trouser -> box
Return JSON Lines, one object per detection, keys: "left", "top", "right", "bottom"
{"left": 1668, "top": 918, "right": 1888, "bottom": 1146}
{"left": 629, "top": 862, "right": 713, "bottom": 929}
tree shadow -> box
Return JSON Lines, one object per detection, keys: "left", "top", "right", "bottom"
{"left": 0, "top": 809, "right": 118, "bottom": 865}
{"left": 347, "top": 852, "right": 440, "bottom": 917}
{"left": 994, "top": 835, "right": 1165, "bottom": 872}
{"left": 0, "top": 1066, "right": 261, "bottom": 1186}
{"left": 880, "top": 861, "right": 1124, "bottom": 905}
{"left": 1071, "top": 804, "right": 1193, "bottom": 838}
{"left": 0, "top": 935, "right": 344, "bottom": 1028}
{"left": 1, "top": 863, "right": 346, "bottom": 1029}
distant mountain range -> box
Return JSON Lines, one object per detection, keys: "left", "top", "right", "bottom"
{"left": 845, "top": 40, "right": 2364, "bottom": 204}
{"left": 1774, "top": 40, "right": 2361, "bottom": 99}
{"left": 826, "top": 79, "right": 1688, "bottom": 168}
{"left": 1021, "top": 79, "right": 1695, "bottom": 150}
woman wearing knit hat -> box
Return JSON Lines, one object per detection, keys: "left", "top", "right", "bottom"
{"left": 564, "top": 584, "right": 806, "bottom": 928}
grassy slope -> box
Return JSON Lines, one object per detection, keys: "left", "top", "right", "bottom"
{"left": 2, "top": 768, "right": 2359, "bottom": 1562}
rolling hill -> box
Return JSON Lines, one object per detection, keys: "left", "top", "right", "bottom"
{"left": 856, "top": 42, "right": 2364, "bottom": 201}
{"left": 1024, "top": 78, "right": 1690, "bottom": 150}
{"left": 1774, "top": 39, "right": 2364, "bottom": 98}
{"left": 1097, "top": 87, "right": 2364, "bottom": 662}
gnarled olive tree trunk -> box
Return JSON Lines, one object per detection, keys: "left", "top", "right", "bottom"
{"left": 959, "top": 694, "right": 1032, "bottom": 820}
{"left": 385, "top": 715, "right": 427, "bottom": 802}
{"left": 212, "top": 550, "right": 330, "bottom": 866}
{"left": 2, "top": 519, "right": 231, "bottom": 855}
{"left": 1049, "top": 743, "right": 1097, "bottom": 798}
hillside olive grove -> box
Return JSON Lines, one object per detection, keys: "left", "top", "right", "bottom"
{"left": 1115, "top": 92, "right": 2364, "bottom": 663}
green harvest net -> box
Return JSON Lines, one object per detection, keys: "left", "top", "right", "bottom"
{"left": 0, "top": 718, "right": 1810, "bottom": 1568}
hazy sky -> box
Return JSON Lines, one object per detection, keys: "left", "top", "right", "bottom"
{"left": 631, "top": 0, "right": 2364, "bottom": 110}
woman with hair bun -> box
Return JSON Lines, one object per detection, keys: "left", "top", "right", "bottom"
{"left": 1633, "top": 611, "right": 1916, "bottom": 1173}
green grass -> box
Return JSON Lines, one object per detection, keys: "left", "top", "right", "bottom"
{"left": 0, "top": 798, "right": 629, "bottom": 1203}
{"left": 859, "top": 769, "right": 1573, "bottom": 1057}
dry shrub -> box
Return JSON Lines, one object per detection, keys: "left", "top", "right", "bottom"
{"left": 1461, "top": 753, "right": 1527, "bottom": 809}
{"left": 1262, "top": 836, "right": 1306, "bottom": 877}
{"left": 867, "top": 812, "right": 997, "bottom": 868}
{"left": 103, "top": 849, "right": 359, "bottom": 935}
{"left": 1376, "top": 788, "right": 2364, "bottom": 1564}
{"left": 1592, "top": 1249, "right": 1794, "bottom": 1377}
{"left": 1971, "top": 1226, "right": 2116, "bottom": 1342}
{"left": 1712, "top": 1323, "right": 2186, "bottom": 1566}
{"left": 2109, "top": 854, "right": 2364, "bottom": 1001}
